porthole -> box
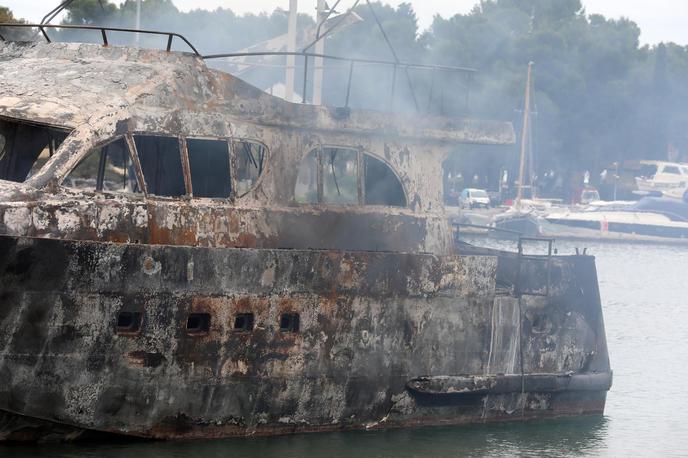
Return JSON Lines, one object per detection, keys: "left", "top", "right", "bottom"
{"left": 186, "top": 313, "right": 211, "bottom": 335}
{"left": 116, "top": 311, "right": 142, "bottom": 334}
{"left": 233, "top": 313, "right": 255, "bottom": 332}
{"left": 279, "top": 313, "right": 300, "bottom": 333}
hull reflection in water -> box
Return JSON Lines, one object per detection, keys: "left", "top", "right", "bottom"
{"left": 0, "top": 416, "right": 610, "bottom": 456}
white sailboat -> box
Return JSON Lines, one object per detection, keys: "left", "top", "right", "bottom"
{"left": 492, "top": 62, "right": 544, "bottom": 236}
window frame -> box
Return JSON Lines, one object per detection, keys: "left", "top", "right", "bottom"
{"left": 185, "top": 136, "right": 233, "bottom": 200}
{"left": 60, "top": 132, "right": 269, "bottom": 201}
{"left": 1, "top": 116, "right": 73, "bottom": 185}
{"left": 231, "top": 138, "right": 269, "bottom": 199}
{"left": 60, "top": 134, "right": 146, "bottom": 197}
{"left": 662, "top": 165, "right": 682, "bottom": 175}
{"left": 130, "top": 132, "right": 189, "bottom": 200}
{"left": 295, "top": 145, "right": 407, "bottom": 208}
{"left": 321, "top": 145, "right": 362, "bottom": 206}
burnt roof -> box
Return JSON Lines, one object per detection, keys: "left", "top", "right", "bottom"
{"left": 0, "top": 40, "right": 515, "bottom": 145}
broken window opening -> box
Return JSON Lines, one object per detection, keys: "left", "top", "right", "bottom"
{"left": 295, "top": 147, "right": 406, "bottom": 207}
{"left": 279, "top": 313, "right": 300, "bottom": 333}
{"left": 64, "top": 137, "right": 141, "bottom": 193}
{"left": 364, "top": 154, "right": 407, "bottom": 207}
{"left": 186, "top": 313, "right": 211, "bottom": 334}
{"left": 187, "top": 138, "right": 231, "bottom": 198}
{"left": 234, "top": 140, "right": 266, "bottom": 197}
{"left": 0, "top": 118, "right": 70, "bottom": 183}
{"left": 134, "top": 135, "right": 186, "bottom": 197}
{"left": 233, "top": 313, "right": 255, "bottom": 332}
{"left": 116, "top": 311, "right": 142, "bottom": 334}
{"left": 323, "top": 147, "right": 359, "bottom": 204}
{"left": 295, "top": 149, "right": 320, "bottom": 204}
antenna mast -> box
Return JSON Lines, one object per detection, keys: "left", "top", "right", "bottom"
{"left": 516, "top": 61, "right": 533, "bottom": 207}
{"left": 285, "top": 0, "right": 298, "bottom": 102}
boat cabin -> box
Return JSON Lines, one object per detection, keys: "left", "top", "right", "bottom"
{"left": 0, "top": 38, "right": 515, "bottom": 255}
{"left": 0, "top": 28, "right": 611, "bottom": 442}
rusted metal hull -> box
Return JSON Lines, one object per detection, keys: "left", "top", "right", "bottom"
{"left": 0, "top": 235, "right": 610, "bottom": 441}
{"left": 0, "top": 393, "right": 607, "bottom": 442}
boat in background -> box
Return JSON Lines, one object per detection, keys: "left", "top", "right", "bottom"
{"left": 634, "top": 160, "right": 688, "bottom": 199}
{"left": 491, "top": 63, "right": 688, "bottom": 244}
{"left": 543, "top": 195, "right": 688, "bottom": 241}
{"left": 493, "top": 62, "right": 543, "bottom": 236}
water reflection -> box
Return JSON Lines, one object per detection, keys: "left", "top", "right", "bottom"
{"left": 0, "top": 416, "right": 609, "bottom": 458}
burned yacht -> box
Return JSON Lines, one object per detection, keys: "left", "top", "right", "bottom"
{"left": 0, "top": 25, "right": 611, "bottom": 441}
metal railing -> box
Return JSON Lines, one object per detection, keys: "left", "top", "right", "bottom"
{"left": 204, "top": 50, "right": 476, "bottom": 109}
{"left": 453, "top": 222, "right": 555, "bottom": 297}
{"left": 516, "top": 235, "right": 554, "bottom": 297}
{"left": 0, "top": 23, "right": 476, "bottom": 114}
{"left": 0, "top": 23, "right": 201, "bottom": 56}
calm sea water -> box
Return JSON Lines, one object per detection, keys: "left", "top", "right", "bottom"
{"left": 2, "top": 240, "right": 687, "bottom": 457}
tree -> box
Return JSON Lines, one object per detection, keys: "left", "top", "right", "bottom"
{"left": 62, "top": 0, "right": 118, "bottom": 25}
{"left": 0, "top": 6, "right": 24, "bottom": 23}
{"left": 0, "top": 5, "right": 30, "bottom": 41}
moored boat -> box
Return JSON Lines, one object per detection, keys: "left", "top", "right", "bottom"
{"left": 0, "top": 24, "right": 611, "bottom": 442}
{"left": 544, "top": 196, "right": 688, "bottom": 241}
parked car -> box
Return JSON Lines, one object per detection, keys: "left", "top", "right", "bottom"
{"left": 459, "top": 188, "right": 491, "bottom": 209}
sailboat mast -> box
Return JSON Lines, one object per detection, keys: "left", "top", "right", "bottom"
{"left": 528, "top": 104, "right": 535, "bottom": 198}
{"left": 516, "top": 61, "right": 533, "bottom": 206}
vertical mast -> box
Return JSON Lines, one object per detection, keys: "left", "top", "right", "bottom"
{"left": 516, "top": 61, "right": 533, "bottom": 207}
{"left": 312, "top": 0, "right": 327, "bottom": 105}
{"left": 285, "top": 0, "right": 298, "bottom": 102}
{"left": 528, "top": 106, "right": 535, "bottom": 198}
{"left": 135, "top": 0, "right": 141, "bottom": 47}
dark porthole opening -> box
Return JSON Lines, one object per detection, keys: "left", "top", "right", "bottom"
{"left": 233, "top": 313, "right": 255, "bottom": 332}
{"left": 279, "top": 313, "right": 300, "bottom": 333}
{"left": 186, "top": 313, "right": 211, "bottom": 334}
{"left": 116, "top": 311, "right": 142, "bottom": 334}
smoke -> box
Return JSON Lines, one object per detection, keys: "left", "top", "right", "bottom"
{"left": 7, "top": 0, "right": 684, "bottom": 200}
{"left": 29, "top": 1, "right": 456, "bottom": 116}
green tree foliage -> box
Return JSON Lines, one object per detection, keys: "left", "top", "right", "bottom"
{"left": 60, "top": 0, "right": 313, "bottom": 53}
{"left": 62, "top": 0, "right": 118, "bottom": 24}
{"left": 0, "top": 5, "right": 31, "bottom": 40}
{"left": 0, "top": 6, "right": 23, "bottom": 23}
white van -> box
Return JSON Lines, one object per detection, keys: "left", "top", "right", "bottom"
{"left": 459, "top": 188, "right": 491, "bottom": 209}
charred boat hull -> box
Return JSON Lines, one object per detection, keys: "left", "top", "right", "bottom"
{"left": 0, "top": 235, "right": 610, "bottom": 441}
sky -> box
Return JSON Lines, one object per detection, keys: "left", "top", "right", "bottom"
{"left": 3, "top": 0, "right": 688, "bottom": 45}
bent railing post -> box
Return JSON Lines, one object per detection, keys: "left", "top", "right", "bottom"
{"left": 389, "top": 64, "right": 398, "bottom": 111}
{"left": 38, "top": 26, "right": 51, "bottom": 43}
{"left": 302, "top": 53, "right": 309, "bottom": 104}
{"left": 345, "top": 60, "right": 355, "bottom": 108}
{"left": 427, "top": 67, "right": 436, "bottom": 113}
